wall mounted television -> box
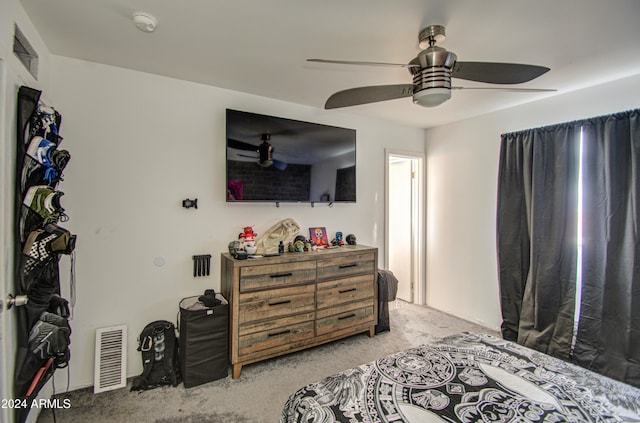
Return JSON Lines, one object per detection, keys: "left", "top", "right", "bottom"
{"left": 226, "top": 109, "right": 356, "bottom": 203}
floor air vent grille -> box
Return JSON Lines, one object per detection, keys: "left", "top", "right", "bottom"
{"left": 94, "top": 325, "right": 127, "bottom": 393}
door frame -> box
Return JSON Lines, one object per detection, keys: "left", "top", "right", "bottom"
{"left": 0, "top": 54, "right": 11, "bottom": 423}
{"left": 384, "top": 149, "right": 425, "bottom": 305}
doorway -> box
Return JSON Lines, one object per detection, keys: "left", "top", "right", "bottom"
{"left": 385, "top": 150, "right": 424, "bottom": 304}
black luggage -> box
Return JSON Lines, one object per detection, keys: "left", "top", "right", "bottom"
{"left": 178, "top": 294, "right": 229, "bottom": 388}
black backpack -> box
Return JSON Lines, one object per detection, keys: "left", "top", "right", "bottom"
{"left": 131, "top": 320, "right": 181, "bottom": 391}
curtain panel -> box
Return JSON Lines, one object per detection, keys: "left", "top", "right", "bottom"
{"left": 574, "top": 110, "right": 640, "bottom": 387}
{"left": 498, "top": 108, "right": 640, "bottom": 387}
{"left": 497, "top": 123, "right": 581, "bottom": 359}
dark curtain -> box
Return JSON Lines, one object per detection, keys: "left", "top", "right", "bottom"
{"left": 574, "top": 110, "right": 640, "bottom": 387}
{"left": 497, "top": 123, "right": 581, "bottom": 359}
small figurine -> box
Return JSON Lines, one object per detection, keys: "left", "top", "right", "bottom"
{"left": 332, "top": 231, "right": 345, "bottom": 246}
{"left": 239, "top": 226, "right": 258, "bottom": 254}
{"left": 228, "top": 240, "right": 241, "bottom": 255}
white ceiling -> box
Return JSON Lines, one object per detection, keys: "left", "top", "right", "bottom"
{"left": 18, "top": 0, "right": 640, "bottom": 128}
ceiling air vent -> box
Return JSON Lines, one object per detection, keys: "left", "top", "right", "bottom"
{"left": 94, "top": 325, "right": 127, "bottom": 393}
{"left": 13, "top": 24, "right": 38, "bottom": 79}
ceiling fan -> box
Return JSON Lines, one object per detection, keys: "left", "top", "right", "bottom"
{"left": 308, "top": 25, "right": 554, "bottom": 109}
{"left": 228, "top": 134, "right": 288, "bottom": 170}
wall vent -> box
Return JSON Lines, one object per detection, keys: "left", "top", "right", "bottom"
{"left": 13, "top": 24, "right": 38, "bottom": 79}
{"left": 94, "top": 325, "right": 127, "bottom": 393}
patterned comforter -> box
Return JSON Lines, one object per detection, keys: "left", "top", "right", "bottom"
{"left": 280, "top": 332, "right": 640, "bottom": 422}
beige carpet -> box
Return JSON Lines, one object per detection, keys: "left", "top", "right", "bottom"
{"left": 36, "top": 302, "right": 498, "bottom": 423}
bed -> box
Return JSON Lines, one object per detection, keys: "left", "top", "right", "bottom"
{"left": 280, "top": 332, "right": 640, "bottom": 422}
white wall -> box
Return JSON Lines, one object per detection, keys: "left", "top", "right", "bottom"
{"left": 47, "top": 55, "right": 425, "bottom": 390}
{"left": 1, "top": 2, "right": 52, "bottom": 421}
{"left": 425, "top": 74, "right": 640, "bottom": 330}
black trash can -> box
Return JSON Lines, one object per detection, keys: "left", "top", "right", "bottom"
{"left": 178, "top": 294, "right": 229, "bottom": 388}
{"left": 375, "top": 270, "right": 398, "bottom": 334}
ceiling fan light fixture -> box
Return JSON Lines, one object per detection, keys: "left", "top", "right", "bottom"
{"left": 413, "top": 88, "right": 451, "bottom": 107}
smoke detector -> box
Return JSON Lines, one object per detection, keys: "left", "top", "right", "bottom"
{"left": 132, "top": 12, "right": 157, "bottom": 33}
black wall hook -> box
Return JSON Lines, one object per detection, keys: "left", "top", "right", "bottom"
{"left": 183, "top": 198, "right": 198, "bottom": 209}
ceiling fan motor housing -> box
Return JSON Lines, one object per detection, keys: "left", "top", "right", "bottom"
{"left": 409, "top": 46, "right": 457, "bottom": 107}
{"left": 258, "top": 140, "right": 274, "bottom": 167}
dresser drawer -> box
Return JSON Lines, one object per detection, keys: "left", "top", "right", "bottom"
{"left": 316, "top": 305, "right": 374, "bottom": 336}
{"left": 240, "top": 261, "right": 316, "bottom": 292}
{"left": 239, "top": 311, "right": 315, "bottom": 337}
{"left": 317, "top": 252, "right": 376, "bottom": 281}
{"left": 239, "top": 319, "right": 314, "bottom": 357}
{"left": 239, "top": 284, "right": 315, "bottom": 324}
{"left": 317, "top": 274, "right": 374, "bottom": 310}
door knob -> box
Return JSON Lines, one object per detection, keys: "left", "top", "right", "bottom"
{"left": 2, "top": 294, "right": 29, "bottom": 312}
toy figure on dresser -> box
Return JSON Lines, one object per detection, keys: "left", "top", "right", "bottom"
{"left": 228, "top": 240, "right": 241, "bottom": 256}
{"left": 288, "top": 235, "right": 307, "bottom": 253}
{"left": 332, "top": 231, "right": 345, "bottom": 246}
{"left": 346, "top": 234, "right": 357, "bottom": 245}
{"left": 239, "top": 226, "right": 258, "bottom": 255}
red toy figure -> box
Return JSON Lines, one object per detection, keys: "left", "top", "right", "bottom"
{"left": 239, "top": 226, "right": 257, "bottom": 242}
{"left": 239, "top": 226, "right": 258, "bottom": 254}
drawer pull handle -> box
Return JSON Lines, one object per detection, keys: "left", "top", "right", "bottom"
{"left": 338, "top": 263, "right": 357, "bottom": 269}
{"left": 270, "top": 272, "right": 293, "bottom": 278}
{"left": 338, "top": 313, "right": 357, "bottom": 320}
{"left": 339, "top": 288, "right": 357, "bottom": 294}
{"left": 268, "top": 299, "right": 292, "bottom": 306}
{"left": 268, "top": 329, "right": 291, "bottom": 337}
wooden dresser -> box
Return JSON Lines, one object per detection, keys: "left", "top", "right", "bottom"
{"left": 221, "top": 244, "right": 378, "bottom": 378}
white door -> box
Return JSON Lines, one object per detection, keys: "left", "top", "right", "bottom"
{"left": 385, "top": 151, "right": 424, "bottom": 304}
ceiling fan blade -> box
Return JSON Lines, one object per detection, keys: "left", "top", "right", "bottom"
{"left": 452, "top": 61, "right": 550, "bottom": 84}
{"left": 307, "top": 58, "right": 419, "bottom": 68}
{"left": 271, "top": 159, "right": 288, "bottom": 171}
{"left": 452, "top": 87, "right": 556, "bottom": 92}
{"left": 325, "top": 84, "right": 414, "bottom": 109}
{"left": 228, "top": 138, "right": 258, "bottom": 151}
{"left": 237, "top": 154, "right": 288, "bottom": 170}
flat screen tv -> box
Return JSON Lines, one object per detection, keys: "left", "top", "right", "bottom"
{"left": 226, "top": 109, "right": 356, "bottom": 203}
